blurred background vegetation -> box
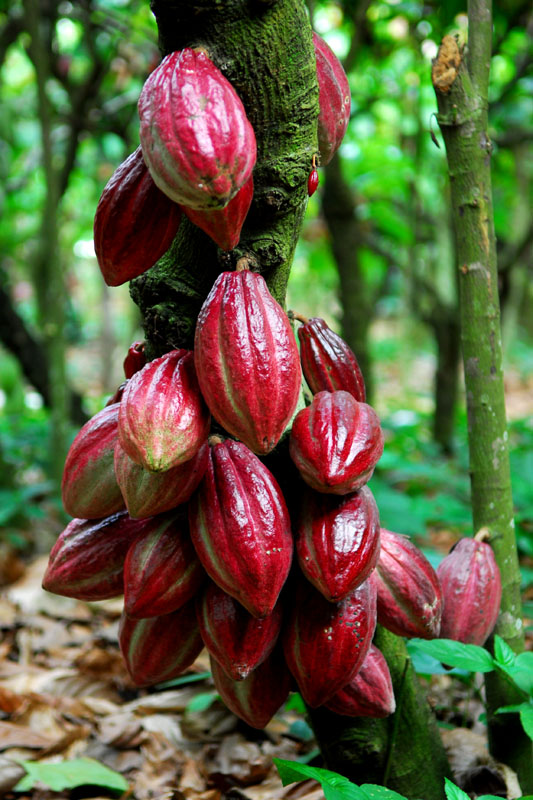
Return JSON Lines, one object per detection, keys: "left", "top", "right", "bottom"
{"left": 0, "top": 0, "right": 531, "bottom": 602}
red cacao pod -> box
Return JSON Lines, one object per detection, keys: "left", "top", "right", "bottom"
{"left": 307, "top": 168, "right": 319, "bottom": 197}
{"left": 114, "top": 441, "right": 208, "bottom": 519}
{"left": 42, "top": 512, "right": 148, "bottom": 601}
{"left": 188, "top": 439, "right": 293, "bottom": 618}
{"left": 119, "top": 600, "right": 203, "bottom": 686}
{"left": 123, "top": 511, "right": 205, "bottom": 618}
{"left": 139, "top": 49, "right": 256, "bottom": 209}
{"left": 182, "top": 175, "right": 253, "bottom": 251}
{"left": 325, "top": 644, "right": 395, "bottom": 718}
{"left": 296, "top": 486, "right": 380, "bottom": 602}
{"left": 61, "top": 404, "right": 124, "bottom": 520}
{"left": 118, "top": 349, "right": 210, "bottom": 472}
{"left": 210, "top": 648, "right": 291, "bottom": 729}
{"left": 313, "top": 33, "right": 351, "bottom": 165}
{"left": 437, "top": 536, "right": 501, "bottom": 645}
{"left": 197, "top": 582, "right": 282, "bottom": 680}
{"left": 297, "top": 316, "right": 365, "bottom": 402}
{"left": 290, "top": 391, "right": 383, "bottom": 494}
{"left": 283, "top": 577, "right": 377, "bottom": 707}
{"left": 374, "top": 528, "right": 442, "bottom": 640}
{"left": 123, "top": 341, "right": 146, "bottom": 380}
{"left": 194, "top": 269, "right": 301, "bottom": 455}
{"left": 93, "top": 147, "right": 182, "bottom": 287}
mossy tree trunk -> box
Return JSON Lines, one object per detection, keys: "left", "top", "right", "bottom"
{"left": 135, "top": 3, "right": 449, "bottom": 797}
{"left": 432, "top": 1, "right": 533, "bottom": 790}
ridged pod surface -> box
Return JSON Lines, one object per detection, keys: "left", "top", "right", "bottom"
{"left": 290, "top": 391, "right": 383, "bottom": 494}
{"left": 119, "top": 600, "right": 203, "bottom": 686}
{"left": 296, "top": 486, "right": 380, "bottom": 602}
{"left": 325, "top": 644, "right": 395, "bottom": 718}
{"left": 197, "top": 582, "right": 282, "bottom": 680}
{"left": 437, "top": 537, "right": 501, "bottom": 645}
{"left": 93, "top": 147, "right": 182, "bottom": 286}
{"left": 297, "top": 317, "right": 366, "bottom": 401}
{"left": 114, "top": 441, "right": 208, "bottom": 519}
{"left": 123, "top": 512, "right": 205, "bottom": 618}
{"left": 123, "top": 341, "right": 146, "bottom": 379}
{"left": 61, "top": 403, "right": 124, "bottom": 520}
{"left": 313, "top": 33, "right": 351, "bottom": 165}
{"left": 139, "top": 49, "right": 256, "bottom": 209}
{"left": 118, "top": 349, "right": 210, "bottom": 472}
{"left": 42, "top": 512, "right": 148, "bottom": 601}
{"left": 194, "top": 270, "right": 301, "bottom": 455}
{"left": 182, "top": 175, "right": 253, "bottom": 251}
{"left": 188, "top": 440, "right": 293, "bottom": 618}
{"left": 282, "top": 577, "right": 377, "bottom": 707}
{"left": 210, "top": 648, "right": 292, "bottom": 729}
{"left": 374, "top": 529, "right": 442, "bottom": 639}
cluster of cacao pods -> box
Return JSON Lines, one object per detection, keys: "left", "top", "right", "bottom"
{"left": 44, "top": 35, "right": 503, "bottom": 730}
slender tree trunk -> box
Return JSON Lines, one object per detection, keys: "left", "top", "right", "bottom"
{"left": 432, "top": 2, "right": 533, "bottom": 789}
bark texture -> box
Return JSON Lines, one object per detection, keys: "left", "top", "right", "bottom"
{"left": 432, "top": 2, "right": 533, "bottom": 788}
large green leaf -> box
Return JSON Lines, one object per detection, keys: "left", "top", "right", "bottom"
{"left": 409, "top": 639, "right": 494, "bottom": 673}
{"left": 14, "top": 758, "right": 129, "bottom": 793}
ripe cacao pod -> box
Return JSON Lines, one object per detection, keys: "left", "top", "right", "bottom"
{"left": 118, "top": 349, "right": 210, "bottom": 472}
{"left": 123, "top": 341, "right": 146, "bottom": 379}
{"left": 93, "top": 147, "right": 182, "bottom": 287}
{"left": 182, "top": 175, "right": 253, "bottom": 251}
{"left": 296, "top": 486, "right": 380, "bottom": 602}
{"left": 123, "top": 511, "right": 205, "bottom": 618}
{"left": 313, "top": 33, "right": 351, "bottom": 165}
{"left": 119, "top": 600, "right": 203, "bottom": 686}
{"left": 297, "top": 316, "right": 365, "bottom": 401}
{"left": 290, "top": 391, "right": 383, "bottom": 494}
{"left": 42, "top": 512, "right": 148, "bottom": 601}
{"left": 325, "top": 644, "right": 395, "bottom": 718}
{"left": 139, "top": 49, "right": 256, "bottom": 209}
{"left": 210, "top": 647, "right": 291, "bottom": 729}
{"left": 374, "top": 528, "right": 442, "bottom": 640}
{"left": 437, "top": 536, "right": 501, "bottom": 645}
{"left": 194, "top": 269, "right": 301, "bottom": 455}
{"left": 188, "top": 439, "right": 293, "bottom": 618}
{"left": 114, "top": 441, "right": 208, "bottom": 519}
{"left": 61, "top": 403, "right": 124, "bottom": 520}
{"left": 283, "top": 577, "right": 377, "bottom": 707}
{"left": 197, "top": 582, "right": 282, "bottom": 680}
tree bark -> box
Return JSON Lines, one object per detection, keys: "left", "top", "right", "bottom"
{"left": 432, "top": 2, "right": 533, "bottom": 789}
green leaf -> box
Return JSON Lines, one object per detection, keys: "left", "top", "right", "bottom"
{"left": 14, "top": 758, "right": 129, "bottom": 793}
{"left": 273, "top": 758, "right": 366, "bottom": 800}
{"left": 493, "top": 635, "right": 516, "bottom": 667}
{"left": 155, "top": 671, "right": 211, "bottom": 689}
{"left": 495, "top": 703, "right": 530, "bottom": 715}
{"left": 444, "top": 777, "right": 470, "bottom": 800}
{"left": 409, "top": 639, "right": 494, "bottom": 673}
{"left": 360, "top": 785, "right": 410, "bottom": 800}
{"left": 185, "top": 691, "right": 219, "bottom": 713}
{"left": 407, "top": 641, "right": 467, "bottom": 676}
{"left": 284, "top": 692, "right": 306, "bottom": 713}
{"left": 520, "top": 706, "right": 533, "bottom": 741}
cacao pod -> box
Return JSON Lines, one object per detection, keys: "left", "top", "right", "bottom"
{"left": 297, "top": 316, "right": 365, "bottom": 401}
{"left": 123, "top": 511, "right": 205, "bottom": 618}
{"left": 325, "top": 644, "right": 395, "bottom": 718}
{"left": 313, "top": 33, "right": 351, "bottom": 165}
{"left": 123, "top": 341, "right": 146, "bottom": 379}
{"left": 374, "top": 528, "right": 442, "bottom": 640}
{"left": 283, "top": 577, "right": 377, "bottom": 707}
{"left": 289, "top": 390, "right": 383, "bottom": 494}
{"left": 437, "top": 536, "right": 501, "bottom": 645}
{"left": 296, "top": 486, "right": 380, "bottom": 602}
{"left": 210, "top": 648, "right": 291, "bottom": 729}
{"left": 93, "top": 147, "right": 182, "bottom": 287}
{"left": 188, "top": 439, "right": 293, "bottom": 618}
{"left": 119, "top": 600, "right": 203, "bottom": 686}
{"left": 118, "top": 349, "right": 210, "bottom": 472}
{"left": 197, "top": 582, "right": 282, "bottom": 680}
{"left": 61, "top": 403, "right": 124, "bottom": 520}
{"left": 139, "top": 49, "right": 256, "bottom": 209}
{"left": 182, "top": 175, "right": 253, "bottom": 251}
{"left": 194, "top": 269, "right": 301, "bottom": 455}
{"left": 42, "top": 512, "right": 148, "bottom": 601}
{"left": 114, "top": 441, "right": 208, "bottom": 519}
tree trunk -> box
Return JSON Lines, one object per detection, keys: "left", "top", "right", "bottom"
{"left": 432, "top": 2, "right": 533, "bottom": 789}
